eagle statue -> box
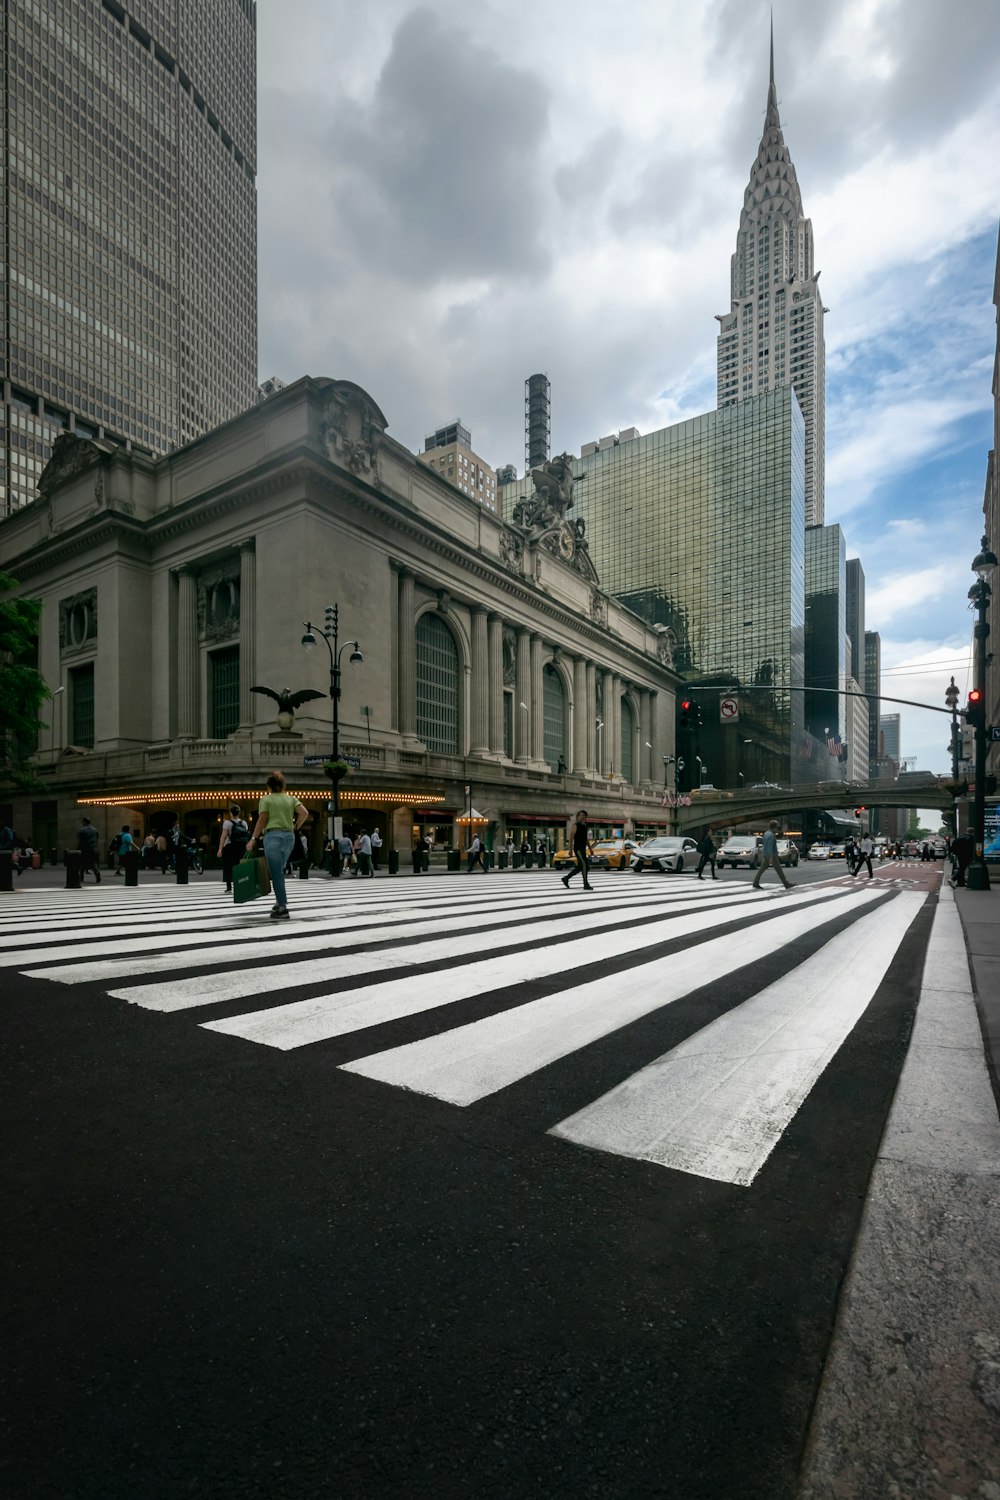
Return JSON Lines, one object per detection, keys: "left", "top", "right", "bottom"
{"left": 251, "top": 685, "right": 325, "bottom": 732}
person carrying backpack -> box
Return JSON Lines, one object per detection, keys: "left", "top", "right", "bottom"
{"left": 217, "top": 803, "right": 249, "bottom": 893}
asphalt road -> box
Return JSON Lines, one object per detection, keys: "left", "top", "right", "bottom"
{"left": 1, "top": 860, "right": 941, "bottom": 1498}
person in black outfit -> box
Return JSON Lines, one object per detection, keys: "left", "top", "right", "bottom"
{"left": 561, "top": 810, "right": 594, "bottom": 890}
{"left": 77, "top": 818, "right": 101, "bottom": 882}
{"left": 696, "top": 829, "right": 718, "bottom": 880}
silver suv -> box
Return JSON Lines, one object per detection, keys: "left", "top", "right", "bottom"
{"left": 717, "top": 835, "right": 761, "bottom": 869}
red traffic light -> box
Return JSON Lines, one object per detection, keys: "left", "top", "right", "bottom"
{"left": 680, "top": 699, "right": 692, "bottom": 711}
{"left": 854, "top": 806, "right": 866, "bottom": 817}
{"left": 969, "top": 689, "right": 982, "bottom": 703}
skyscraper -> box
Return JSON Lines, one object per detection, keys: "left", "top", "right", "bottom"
{"left": 846, "top": 558, "right": 865, "bottom": 685}
{"left": 716, "top": 26, "right": 826, "bottom": 524}
{"left": 804, "top": 523, "right": 846, "bottom": 769}
{"left": 1, "top": 0, "right": 258, "bottom": 516}
{"left": 864, "top": 629, "right": 881, "bottom": 777}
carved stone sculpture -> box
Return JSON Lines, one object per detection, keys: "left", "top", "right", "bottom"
{"left": 510, "top": 453, "right": 599, "bottom": 582}
{"left": 318, "top": 380, "right": 388, "bottom": 484}
{"left": 251, "top": 684, "right": 324, "bottom": 733}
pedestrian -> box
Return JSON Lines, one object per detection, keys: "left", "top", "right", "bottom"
{"left": 520, "top": 836, "right": 531, "bottom": 863}
{"left": 0, "top": 822, "right": 14, "bottom": 854}
{"left": 245, "top": 770, "right": 308, "bottom": 919}
{"left": 370, "top": 827, "right": 382, "bottom": 870}
{"left": 217, "top": 803, "right": 249, "bottom": 892}
{"left": 110, "top": 823, "right": 132, "bottom": 875}
{"left": 77, "top": 817, "right": 102, "bottom": 883}
{"left": 852, "top": 831, "right": 874, "bottom": 880}
{"left": 354, "top": 829, "right": 374, "bottom": 878}
{"left": 338, "top": 832, "right": 353, "bottom": 875}
{"left": 505, "top": 836, "right": 514, "bottom": 858}
{"left": 951, "top": 829, "right": 974, "bottom": 887}
{"left": 752, "top": 820, "right": 791, "bottom": 891}
{"left": 696, "top": 828, "right": 718, "bottom": 880}
{"left": 561, "top": 809, "right": 594, "bottom": 891}
{"left": 843, "top": 835, "right": 856, "bottom": 875}
{"left": 467, "top": 833, "right": 487, "bottom": 873}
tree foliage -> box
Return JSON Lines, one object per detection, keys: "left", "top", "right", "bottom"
{"left": 0, "top": 571, "right": 49, "bottom": 790}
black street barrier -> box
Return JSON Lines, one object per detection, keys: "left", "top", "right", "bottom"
{"left": 412, "top": 853, "right": 422, "bottom": 874}
{"left": 388, "top": 850, "right": 399, "bottom": 875}
{"left": 122, "top": 849, "right": 140, "bottom": 887}
{"left": 298, "top": 860, "right": 309, "bottom": 880}
{"left": 498, "top": 851, "right": 508, "bottom": 870}
{"left": 49, "top": 847, "right": 58, "bottom": 866}
{"left": 65, "top": 850, "right": 82, "bottom": 889}
{"left": 512, "top": 853, "right": 521, "bottom": 869}
{"left": 0, "top": 850, "right": 13, "bottom": 892}
{"left": 447, "top": 849, "right": 461, "bottom": 873}
{"left": 175, "top": 846, "right": 189, "bottom": 885}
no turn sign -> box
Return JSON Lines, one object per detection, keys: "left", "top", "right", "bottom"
{"left": 719, "top": 695, "right": 739, "bottom": 723}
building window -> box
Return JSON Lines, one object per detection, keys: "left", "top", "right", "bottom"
{"left": 416, "top": 614, "right": 459, "bottom": 754}
{"left": 210, "top": 646, "right": 240, "bottom": 738}
{"left": 542, "top": 665, "right": 566, "bottom": 771}
{"left": 620, "top": 698, "right": 634, "bottom": 782}
{"left": 503, "top": 692, "right": 513, "bottom": 760}
{"left": 71, "top": 663, "right": 95, "bottom": 748}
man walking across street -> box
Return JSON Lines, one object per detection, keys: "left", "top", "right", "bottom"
{"left": 752, "top": 821, "right": 790, "bottom": 891}
{"left": 561, "top": 810, "right": 594, "bottom": 891}
{"left": 370, "top": 828, "right": 382, "bottom": 870}
{"left": 467, "top": 834, "right": 487, "bottom": 873}
{"left": 354, "top": 830, "right": 374, "bottom": 878}
{"left": 696, "top": 829, "right": 718, "bottom": 881}
{"left": 77, "top": 818, "right": 101, "bottom": 883}
{"left": 852, "top": 832, "right": 875, "bottom": 880}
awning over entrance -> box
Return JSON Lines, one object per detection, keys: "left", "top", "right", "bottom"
{"left": 456, "top": 807, "right": 489, "bottom": 824}
{"left": 823, "top": 808, "right": 861, "bottom": 828}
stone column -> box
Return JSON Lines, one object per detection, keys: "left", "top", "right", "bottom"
{"left": 176, "top": 566, "right": 199, "bottom": 738}
{"left": 515, "top": 628, "right": 531, "bottom": 763}
{"left": 573, "top": 657, "right": 588, "bottom": 773}
{"left": 238, "top": 539, "right": 256, "bottom": 730}
{"left": 398, "top": 568, "right": 416, "bottom": 738}
{"left": 639, "top": 689, "right": 651, "bottom": 784}
{"left": 471, "top": 607, "right": 489, "bottom": 757}
{"left": 488, "top": 614, "right": 504, "bottom": 756}
{"left": 586, "top": 662, "right": 597, "bottom": 772}
{"left": 530, "top": 634, "right": 544, "bottom": 764}
{"left": 610, "top": 674, "right": 622, "bottom": 776}
{"left": 598, "top": 669, "right": 612, "bottom": 774}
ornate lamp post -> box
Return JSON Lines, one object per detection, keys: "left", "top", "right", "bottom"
{"left": 302, "top": 605, "right": 362, "bottom": 867}
{"left": 944, "top": 675, "right": 960, "bottom": 833}
{"left": 966, "top": 537, "right": 997, "bottom": 890}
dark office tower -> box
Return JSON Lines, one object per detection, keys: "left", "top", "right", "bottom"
{"left": 846, "top": 558, "right": 865, "bottom": 684}
{"left": 0, "top": 0, "right": 258, "bottom": 516}
{"left": 716, "top": 23, "right": 826, "bottom": 525}
{"left": 805, "top": 524, "right": 847, "bottom": 770}
{"left": 525, "top": 374, "right": 550, "bottom": 473}
{"left": 865, "top": 629, "right": 881, "bottom": 777}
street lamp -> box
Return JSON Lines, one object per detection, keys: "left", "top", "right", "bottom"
{"left": 302, "top": 604, "right": 363, "bottom": 864}
{"left": 966, "top": 534, "right": 997, "bottom": 891}
{"left": 945, "top": 675, "right": 960, "bottom": 816}
{"left": 596, "top": 718, "right": 604, "bottom": 775}
{"left": 697, "top": 756, "right": 708, "bottom": 787}
{"left": 741, "top": 737, "right": 753, "bottom": 788}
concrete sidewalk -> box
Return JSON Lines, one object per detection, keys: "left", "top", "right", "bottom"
{"left": 799, "top": 872, "right": 1000, "bottom": 1498}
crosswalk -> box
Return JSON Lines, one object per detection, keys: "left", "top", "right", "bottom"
{"left": 1, "top": 871, "right": 930, "bottom": 1187}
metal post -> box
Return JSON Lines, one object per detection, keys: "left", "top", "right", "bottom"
{"left": 0, "top": 850, "right": 13, "bottom": 893}
{"left": 967, "top": 584, "right": 992, "bottom": 890}
{"left": 123, "top": 849, "right": 139, "bottom": 887}
{"left": 65, "top": 850, "right": 82, "bottom": 889}
{"left": 176, "top": 842, "right": 189, "bottom": 885}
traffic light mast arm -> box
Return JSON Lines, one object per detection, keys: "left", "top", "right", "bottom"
{"left": 688, "top": 683, "right": 966, "bottom": 717}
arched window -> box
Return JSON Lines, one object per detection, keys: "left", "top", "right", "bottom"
{"left": 620, "top": 697, "right": 635, "bottom": 782}
{"left": 543, "top": 665, "right": 566, "bottom": 771}
{"left": 416, "top": 614, "right": 459, "bottom": 754}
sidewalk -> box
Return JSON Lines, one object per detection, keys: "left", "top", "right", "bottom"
{"left": 799, "top": 872, "right": 1000, "bottom": 1498}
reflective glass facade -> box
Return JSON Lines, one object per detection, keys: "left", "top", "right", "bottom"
{"left": 864, "top": 630, "right": 881, "bottom": 777}
{"left": 804, "top": 523, "right": 847, "bottom": 767}
{"left": 1, "top": 0, "right": 257, "bottom": 514}
{"left": 505, "top": 390, "right": 806, "bottom": 785}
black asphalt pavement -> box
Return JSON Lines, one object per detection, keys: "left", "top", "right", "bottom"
{"left": 1, "top": 860, "right": 943, "bottom": 1498}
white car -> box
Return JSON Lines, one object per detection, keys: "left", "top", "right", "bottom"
{"left": 716, "top": 834, "right": 761, "bottom": 869}
{"left": 631, "top": 836, "right": 701, "bottom": 874}
{"left": 808, "top": 842, "right": 831, "bottom": 860}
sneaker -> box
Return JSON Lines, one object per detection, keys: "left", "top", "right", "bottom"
{"left": 561, "top": 874, "right": 571, "bottom": 888}
{"left": 270, "top": 905, "right": 290, "bottom": 920}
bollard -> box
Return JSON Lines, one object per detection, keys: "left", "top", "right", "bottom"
{"left": 298, "top": 859, "right": 310, "bottom": 880}
{"left": 413, "top": 852, "right": 422, "bottom": 875}
{"left": 512, "top": 853, "right": 522, "bottom": 869}
{"left": 65, "top": 850, "right": 82, "bottom": 889}
{"left": 122, "top": 849, "right": 140, "bottom": 887}
{"left": 0, "top": 850, "right": 13, "bottom": 893}
{"left": 175, "top": 845, "right": 188, "bottom": 885}
{"left": 498, "top": 851, "right": 508, "bottom": 870}
{"left": 388, "top": 850, "right": 399, "bottom": 876}
{"left": 447, "top": 849, "right": 461, "bottom": 873}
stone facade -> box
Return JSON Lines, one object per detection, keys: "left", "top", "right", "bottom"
{"left": 0, "top": 377, "right": 680, "bottom": 859}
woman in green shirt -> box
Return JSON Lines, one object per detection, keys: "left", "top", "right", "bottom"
{"left": 247, "top": 771, "right": 308, "bottom": 919}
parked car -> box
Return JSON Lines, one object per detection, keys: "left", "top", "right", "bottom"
{"left": 932, "top": 840, "right": 948, "bottom": 859}
{"left": 808, "top": 842, "right": 831, "bottom": 860}
{"left": 552, "top": 846, "right": 590, "bottom": 871}
{"left": 828, "top": 843, "right": 847, "bottom": 859}
{"left": 631, "top": 836, "right": 701, "bottom": 874}
{"left": 716, "top": 834, "right": 761, "bottom": 869}
{"left": 589, "top": 839, "right": 639, "bottom": 870}
{"left": 776, "top": 838, "right": 800, "bottom": 867}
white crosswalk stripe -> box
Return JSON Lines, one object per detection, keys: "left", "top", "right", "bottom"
{"left": 2, "top": 872, "right": 927, "bottom": 1186}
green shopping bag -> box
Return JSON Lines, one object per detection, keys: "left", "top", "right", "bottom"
{"left": 233, "top": 853, "right": 271, "bottom": 904}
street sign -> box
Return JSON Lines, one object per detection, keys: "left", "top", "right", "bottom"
{"left": 302, "top": 755, "right": 328, "bottom": 767}
{"left": 719, "top": 695, "right": 739, "bottom": 723}
{"left": 990, "top": 726, "right": 1000, "bottom": 742}
{"left": 343, "top": 754, "right": 361, "bottom": 769}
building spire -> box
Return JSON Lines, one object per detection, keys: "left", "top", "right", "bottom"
{"left": 766, "top": 12, "right": 780, "bottom": 124}
{"left": 770, "top": 10, "right": 774, "bottom": 90}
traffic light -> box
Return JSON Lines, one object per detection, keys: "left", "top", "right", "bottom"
{"left": 853, "top": 806, "right": 866, "bottom": 818}
{"left": 679, "top": 699, "right": 692, "bottom": 731}
{"left": 967, "top": 689, "right": 985, "bottom": 729}
{"left": 691, "top": 701, "right": 703, "bottom": 730}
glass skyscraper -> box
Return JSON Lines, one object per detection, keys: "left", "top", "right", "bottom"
{"left": 1, "top": 0, "right": 257, "bottom": 515}
{"left": 804, "top": 523, "right": 847, "bottom": 773}
{"left": 503, "top": 388, "right": 807, "bottom": 785}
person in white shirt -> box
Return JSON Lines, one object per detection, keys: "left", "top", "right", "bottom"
{"left": 852, "top": 833, "right": 874, "bottom": 880}
{"left": 354, "top": 831, "right": 374, "bottom": 878}
{"left": 467, "top": 834, "right": 487, "bottom": 874}
{"left": 370, "top": 828, "right": 382, "bottom": 870}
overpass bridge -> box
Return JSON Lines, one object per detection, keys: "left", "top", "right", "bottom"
{"left": 673, "top": 779, "right": 953, "bottom": 836}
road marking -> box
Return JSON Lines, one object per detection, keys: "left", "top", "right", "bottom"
{"left": 342, "top": 888, "right": 885, "bottom": 1104}
{"left": 549, "top": 893, "right": 924, "bottom": 1185}
{"left": 202, "top": 888, "right": 849, "bottom": 1049}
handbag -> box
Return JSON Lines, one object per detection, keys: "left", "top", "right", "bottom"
{"left": 233, "top": 852, "right": 271, "bottom": 903}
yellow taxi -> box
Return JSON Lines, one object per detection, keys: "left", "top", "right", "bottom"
{"left": 589, "top": 838, "right": 640, "bottom": 870}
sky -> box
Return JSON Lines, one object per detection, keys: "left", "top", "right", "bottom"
{"left": 255, "top": 0, "right": 1000, "bottom": 787}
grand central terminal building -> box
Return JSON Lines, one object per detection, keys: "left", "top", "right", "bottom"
{"left": 0, "top": 377, "right": 681, "bottom": 862}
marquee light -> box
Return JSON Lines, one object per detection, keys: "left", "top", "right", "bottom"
{"left": 76, "top": 790, "right": 447, "bottom": 807}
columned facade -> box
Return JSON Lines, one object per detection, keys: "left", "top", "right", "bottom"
{"left": 238, "top": 539, "right": 256, "bottom": 729}
{"left": 175, "top": 567, "right": 199, "bottom": 738}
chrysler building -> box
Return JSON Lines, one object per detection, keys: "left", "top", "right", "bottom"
{"left": 716, "top": 30, "right": 826, "bottom": 524}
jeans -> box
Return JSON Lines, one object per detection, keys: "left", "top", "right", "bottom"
{"left": 263, "top": 830, "right": 295, "bottom": 907}
{"left": 565, "top": 850, "right": 590, "bottom": 885}
{"left": 753, "top": 852, "right": 789, "bottom": 889}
